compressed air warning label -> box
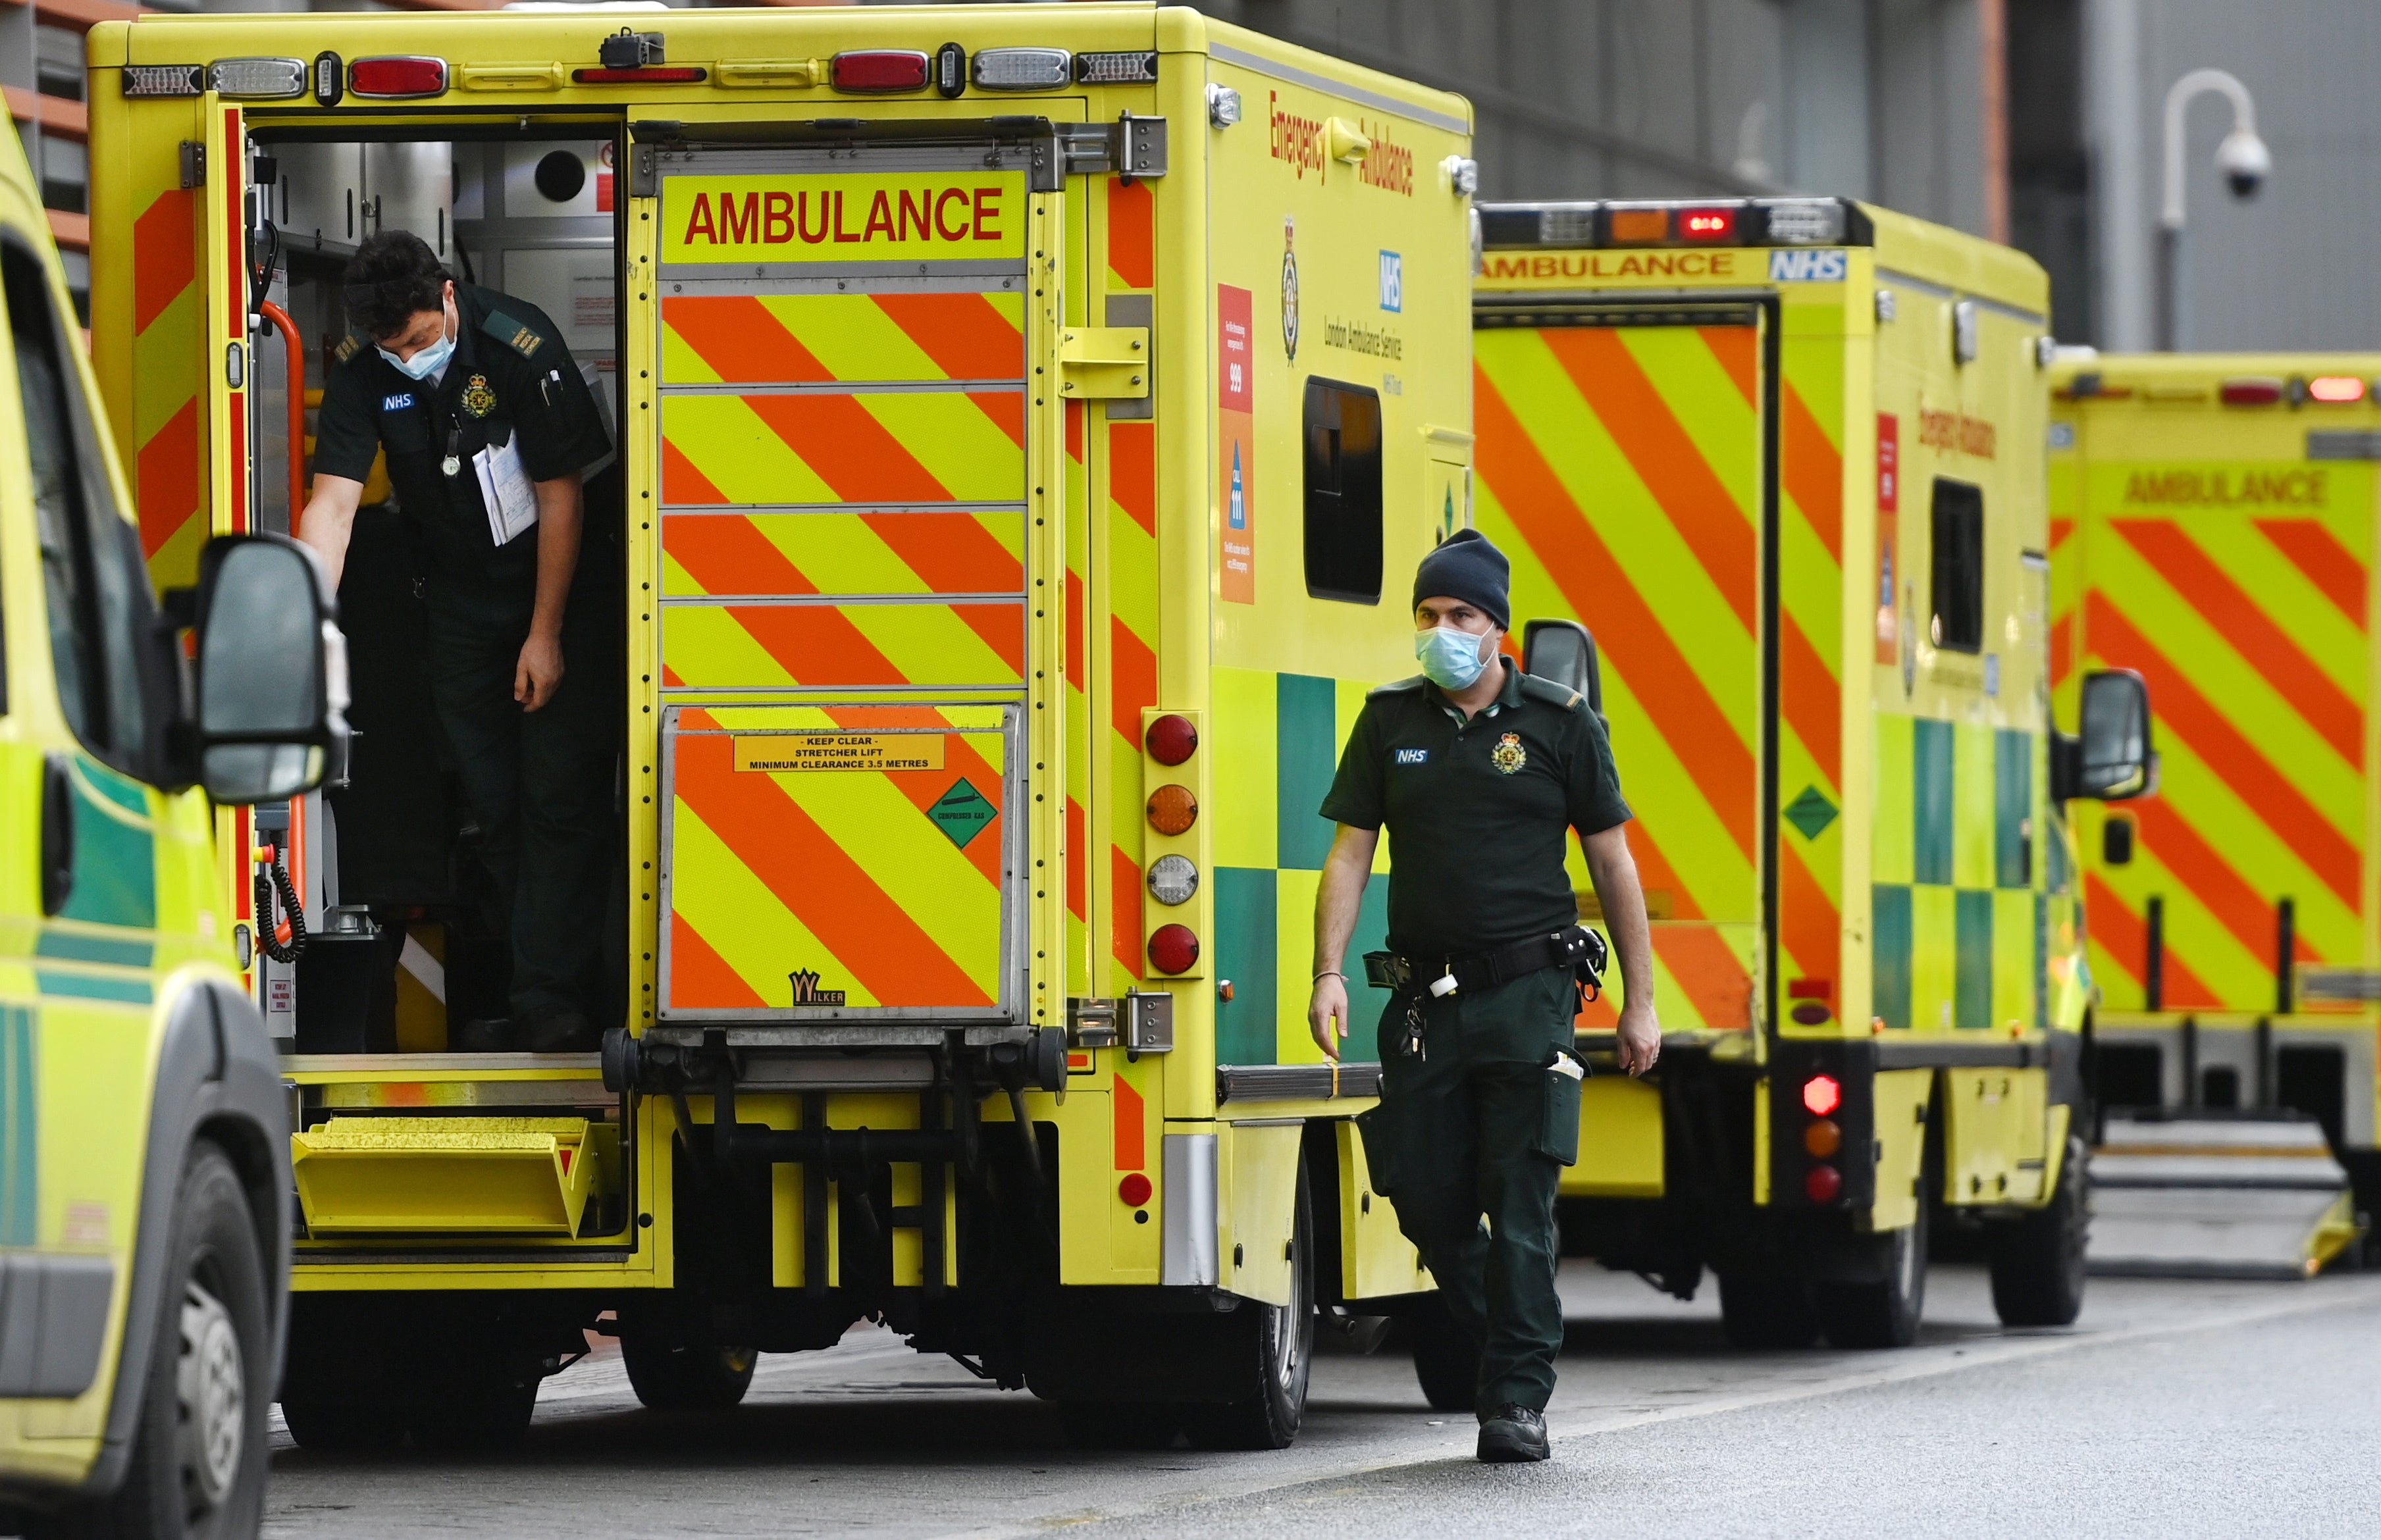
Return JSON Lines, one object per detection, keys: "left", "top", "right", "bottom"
{"left": 928, "top": 778, "right": 997, "bottom": 850}
{"left": 735, "top": 734, "right": 946, "bottom": 773}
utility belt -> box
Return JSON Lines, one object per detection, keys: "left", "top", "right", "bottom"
{"left": 1363, "top": 925, "right": 1608, "bottom": 1002}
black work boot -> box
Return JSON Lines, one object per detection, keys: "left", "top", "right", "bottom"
{"left": 452, "top": 1017, "right": 517, "bottom": 1052}
{"left": 1477, "top": 1404, "right": 1550, "bottom": 1464}
{"left": 523, "top": 1011, "right": 598, "bottom": 1054}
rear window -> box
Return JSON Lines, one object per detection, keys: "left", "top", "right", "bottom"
{"left": 1302, "top": 378, "right": 1382, "bottom": 604}
{"left": 1929, "top": 477, "right": 1984, "bottom": 654}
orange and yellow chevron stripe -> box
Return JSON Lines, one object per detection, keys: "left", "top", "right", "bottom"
{"left": 658, "top": 290, "right": 1029, "bottom": 693}
{"left": 2072, "top": 470, "right": 2367, "bottom": 1011}
{"left": 662, "top": 705, "right": 1012, "bottom": 1014}
{"left": 1475, "top": 319, "right": 1769, "bottom": 1029}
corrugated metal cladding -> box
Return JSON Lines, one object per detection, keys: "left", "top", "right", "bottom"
{"left": 1180, "top": 1, "right": 1990, "bottom": 223}
{"left": 2093, "top": 0, "right": 2381, "bottom": 351}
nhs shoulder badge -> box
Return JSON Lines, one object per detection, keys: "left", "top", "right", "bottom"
{"left": 460, "top": 374, "right": 497, "bottom": 419}
{"left": 1491, "top": 732, "right": 1527, "bottom": 775}
{"left": 1394, "top": 748, "right": 1429, "bottom": 765}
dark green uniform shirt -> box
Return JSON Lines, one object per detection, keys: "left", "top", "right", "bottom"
{"left": 1321, "top": 657, "right": 1631, "bottom": 958}
{"left": 313, "top": 282, "right": 610, "bottom": 596}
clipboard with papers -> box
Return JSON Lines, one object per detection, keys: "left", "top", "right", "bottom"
{"left": 474, "top": 434, "right": 539, "bottom": 546}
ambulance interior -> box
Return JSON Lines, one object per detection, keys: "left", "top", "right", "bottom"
{"left": 248, "top": 128, "right": 627, "bottom": 1054}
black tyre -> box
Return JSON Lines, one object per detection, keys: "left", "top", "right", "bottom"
{"left": 1717, "top": 1264, "right": 1821, "bottom": 1350}
{"left": 404, "top": 1370, "right": 540, "bottom": 1452}
{"left": 1989, "top": 1133, "right": 2089, "bottom": 1327}
{"left": 1814, "top": 1195, "right": 1929, "bottom": 1350}
{"left": 1180, "top": 1160, "right": 1314, "bottom": 1450}
{"left": 39, "top": 1142, "right": 270, "bottom": 1539}
{"left": 621, "top": 1334, "right": 758, "bottom": 1412}
{"left": 276, "top": 1397, "right": 406, "bottom": 1453}
{"left": 1408, "top": 1294, "right": 1478, "bottom": 1412}
{"left": 1055, "top": 1401, "right": 1181, "bottom": 1450}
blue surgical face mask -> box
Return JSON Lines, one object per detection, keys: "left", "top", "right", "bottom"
{"left": 1415, "top": 625, "right": 1493, "bottom": 692}
{"left": 378, "top": 300, "right": 456, "bottom": 381}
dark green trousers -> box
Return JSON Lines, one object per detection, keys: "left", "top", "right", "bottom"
{"left": 425, "top": 573, "right": 615, "bottom": 1027}
{"left": 1366, "top": 963, "right": 1581, "bottom": 1416}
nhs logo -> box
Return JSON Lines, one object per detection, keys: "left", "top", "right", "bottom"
{"left": 1378, "top": 250, "right": 1403, "bottom": 312}
{"left": 1769, "top": 248, "right": 1848, "bottom": 282}
{"left": 1394, "top": 748, "right": 1429, "bottom": 765}
{"left": 381, "top": 392, "right": 416, "bottom": 411}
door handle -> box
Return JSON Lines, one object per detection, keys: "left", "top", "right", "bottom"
{"left": 40, "top": 753, "right": 73, "bottom": 917}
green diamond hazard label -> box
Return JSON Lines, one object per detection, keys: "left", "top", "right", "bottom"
{"left": 1783, "top": 784, "right": 1839, "bottom": 842}
{"left": 928, "top": 777, "right": 997, "bottom": 850}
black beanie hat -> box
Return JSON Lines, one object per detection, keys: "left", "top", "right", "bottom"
{"left": 1411, "top": 528, "right": 1511, "bottom": 630}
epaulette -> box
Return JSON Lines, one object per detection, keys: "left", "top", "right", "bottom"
{"left": 1517, "top": 673, "right": 1585, "bottom": 713}
{"left": 332, "top": 332, "right": 362, "bottom": 364}
{"left": 1367, "top": 675, "right": 1430, "bottom": 699}
{"left": 483, "top": 309, "right": 545, "bottom": 359}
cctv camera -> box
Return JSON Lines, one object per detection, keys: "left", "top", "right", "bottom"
{"left": 2217, "top": 129, "right": 2271, "bottom": 199}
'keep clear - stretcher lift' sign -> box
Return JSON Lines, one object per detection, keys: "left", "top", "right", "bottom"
{"left": 664, "top": 170, "right": 1028, "bottom": 265}
{"left": 734, "top": 734, "right": 949, "bottom": 773}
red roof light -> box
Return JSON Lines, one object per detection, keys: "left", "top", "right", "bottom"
{"left": 1678, "top": 207, "right": 1736, "bottom": 242}
{"left": 348, "top": 55, "right": 446, "bottom": 98}
{"left": 2309, "top": 376, "right": 2365, "bottom": 403}
{"left": 832, "top": 50, "right": 929, "bottom": 93}
{"left": 574, "top": 67, "right": 707, "bottom": 85}
{"left": 2219, "top": 376, "right": 2284, "bottom": 406}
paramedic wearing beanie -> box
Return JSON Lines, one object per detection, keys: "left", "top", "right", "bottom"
{"left": 1307, "top": 529, "right": 1660, "bottom": 1464}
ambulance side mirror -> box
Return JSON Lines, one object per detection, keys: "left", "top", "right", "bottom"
{"left": 2053, "top": 668, "right": 2156, "bottom": 803}
{"left": 189, "top": 534, "right": 350, "bottom": 805}
{"left": 1523, "top": 619, "right": 1608, "bottom": 733}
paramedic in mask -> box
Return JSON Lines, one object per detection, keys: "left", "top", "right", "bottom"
{"left": 298, "top": 231, "right": 614, "bottom": 1054}
{"left": 1306, "top": 528, "right": 1660, "bottom": 1464}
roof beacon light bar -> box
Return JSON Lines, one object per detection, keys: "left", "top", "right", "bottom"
{"left": 1479, "top": 197, "right": 1866, "bottom": 249}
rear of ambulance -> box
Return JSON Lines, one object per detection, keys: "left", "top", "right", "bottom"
{"left": 2052, "top": 353, "right": 2378, "bottom": 1274}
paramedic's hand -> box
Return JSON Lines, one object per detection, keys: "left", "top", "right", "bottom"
{"left": 1308, "top": 973, "right": 1350, "bottom": 1062}
{"left": 515, "top": 630, "right": 565, "bottom": 711}
{"left": 1615, "top": 998, "right": 1661, "bottom": 1077}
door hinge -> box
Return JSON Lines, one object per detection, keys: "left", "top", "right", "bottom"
{"left": 1059, "top": 326, "right": 1150, "bottom": 399}
{"left": 179, "top": 140, "right": 206, "bottom": 189}
{"left": 1044, "top": 113, "right": 1168, "bottom": 190}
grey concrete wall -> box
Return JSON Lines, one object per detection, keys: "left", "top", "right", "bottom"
{"left": 2089, "top": 0, "right": 2381, "bottom": 351}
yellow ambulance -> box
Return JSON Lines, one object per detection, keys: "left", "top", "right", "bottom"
{"left": 2051, "top": 353, "right": 2378, "bottom": 1275}
{"left": 0, "top": 88, "right": 340, "bottom": 1540}
{"left": 87, "top": 4, "right": 1471, "bottom": 1449}
{"left": 1469, "top": 197, "right": 2154, "bottom": 1350}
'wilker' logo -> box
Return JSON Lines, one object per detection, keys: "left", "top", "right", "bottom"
{"left": 789, "top": 969, "right": 849, "bottom": 1007}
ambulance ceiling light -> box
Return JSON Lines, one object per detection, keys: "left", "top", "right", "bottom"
{"left": 210, "top": 58, "right": 306, "bottom": 99}
{"left": 974, "top": 47, "right": 1070, "bottom": 91}
{"left": 1076, "top": 51, "right": 1158, "bottom": 85}
{"left": 2308, "top": 375, "right": 2365, "bottom": 403}
{"left": 831, "top": 50, "right": 929, "bottom": 93}
{"left": 2218, "top": 376, "right": 2284, "bottom": 406}
{"left": 121, "top": 64, "right": 204, "bottom": 97}
{"left": 349, "top": 56, "right": 448, "bottom": 99}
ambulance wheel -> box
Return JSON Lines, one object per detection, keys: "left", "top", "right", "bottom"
{"left": 406, "top": 1369, "right": 540, "bottom": 1451}
{"left": 621, "top": 1335, "right": 757, "bottom": 1411}
{"left": 42, "top": 1142, "right": 271, "bottom": 1537}
{"left": 1408, "top": 1295, "right": 1480, "bottom": 1412}
{"left": 1180, "top": 1160, "right": 1314, "bottom": 1450}
{"left": 1718, "top": 1264, "right": 1821, "bottom": 1350}
{"left": 276, "top": 1397, "right": 406, "bottom": 1453}
{"left": 1814, "top": 1198, "right": 1929, "bottom": 1350}
{"left": 1990, "top": 1133, "right": 2089, "bottom": 1327}
{"left": 1055, "top": 1401, "right": 1182, "bottom": 1450}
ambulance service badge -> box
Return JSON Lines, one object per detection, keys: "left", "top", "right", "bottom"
{"left": 1492, "top": 732, "right": 1526, "bottom": 775}
{"left": 460, "top": 374, "right": 496, "bottom": 418}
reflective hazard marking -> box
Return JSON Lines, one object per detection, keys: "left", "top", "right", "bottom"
{"left": 735, "top": 734, "right": 946, "bottom": 773}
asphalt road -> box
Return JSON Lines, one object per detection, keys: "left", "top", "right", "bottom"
{"left": 264, "top": 1264, "right": 2381, "bottom": 1539}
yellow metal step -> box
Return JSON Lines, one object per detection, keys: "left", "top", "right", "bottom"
{"left": 291, "top": 1116, "right": 608, "bottom": 1235}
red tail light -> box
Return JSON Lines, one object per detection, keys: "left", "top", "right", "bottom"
{"left": 1118, "top": 1173, "right": 1153, "bottom": 1208}
{"left": 2219, "top": 376, "right": 2284, "bottom": 406}
{"left": 833, "top": 50, "right": 929, "bottom": 92}
{"left": 1804, "top": 1164, "right": 1843, "bottom": 1203}
{"left": 1145, "top": 714, "right": 1199, "bottom": 765}
{"left": 348, "top": 55, "right": 446, "bottom": 98}
{"left": 2309, "top": 376, "right": 2365, "bottom": 403}
{"left": 1148, "top": 924, "right": 1200, "bottom": 976}
{"left": 1802, "top": 1074, "right": 1842, "bottom": 1117}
